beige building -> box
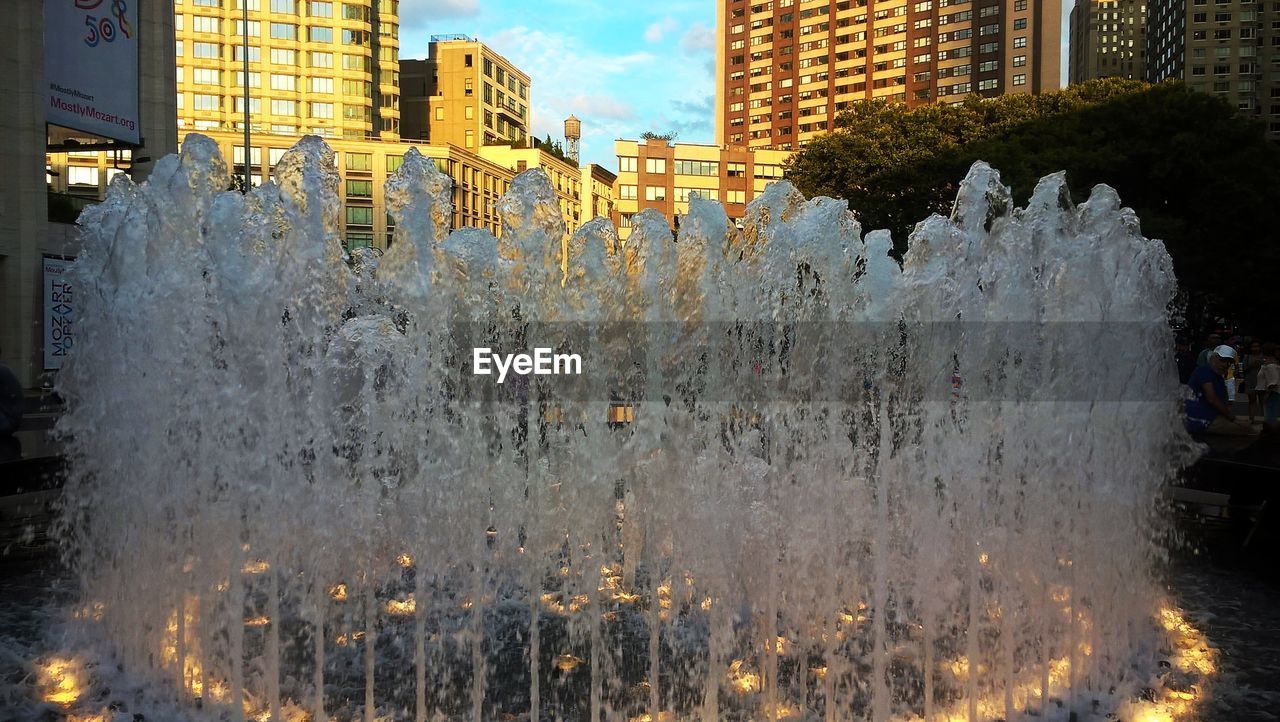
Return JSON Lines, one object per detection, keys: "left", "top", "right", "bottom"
{"left": 582, "top": 163, "right": 618, "bottom": 223}
{"left": 401, "top": 36, "right": 531, "bottom": 149}
{"left": 1147, "top": 0, "right": 1279, "bottom": 138}
{"left": 714, "top": 0, "right": 1063, "bottom": 150}
{"left": 479, "top": 145, "right": 584, "bottom": 233}
{"left": 3, "top": 0, "right": 176, "bottom": 389}
{"left": 612, "top": 139, "right": 791, "bottom": 241}
{"left": 1069, "top": 0, "right": 1147, "bottom": 83}
{"left": 175, "top": 0, "right": 400, "bottom": 141}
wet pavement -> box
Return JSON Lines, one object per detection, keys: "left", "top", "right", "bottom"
{"left": 1165, "top": 556, "right": 1280, "bottom": 721}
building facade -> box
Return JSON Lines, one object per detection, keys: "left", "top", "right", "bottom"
{"left": 1147, "top": 0, "right": 1279, "bottom": 138}
{"left": 1069, "top": 0, "right": 1148, "bottom": 82}
{"left": 4, "top": 0, "right": 176, "bottom": 389}
{"left": 175, "top": 0, "right": 400, "bottom": 141}
{"left": 582, "top": 164, "right": 618, "bottom": 224}
{"left": 714, "top": 0, "right": 1063, "bottom": 150}
{"left": 400, "top": 36, "right": 531, "bottom": 149}
{"left": 612, "top": 139, "right": 791, "bottom": 240}
{"left": 184, "top": 130, "right": 517, "bottom": 247}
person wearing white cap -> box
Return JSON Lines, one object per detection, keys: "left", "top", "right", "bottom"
{"left": 1185, "top": 345, "right": 1256, "bottom": 435}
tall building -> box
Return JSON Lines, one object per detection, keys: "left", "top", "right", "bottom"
{"left": 612, "top": 139, "right": 791, "bottom": 240}
{"left": 176, "top": 0, "right": 401, "bottom": 140}
{"left": 1069, "top": 0, "right": 1147, "bottom": 83}
{"left": 400, "top": 36, "right": 531, "bottom": 149}
{"left": 1147, "top": 0, "right": 1279, "bottom": 138}
{"left": 714, "top": 0, "right": 1063, "bottom": 150}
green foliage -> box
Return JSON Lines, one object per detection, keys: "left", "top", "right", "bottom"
{"left": 784, "top": 79, "right": 1280, "bottom": 332}
{"left": 533, "top": 134, "right": 576, "bottom": 167}
{"left": 640, "top": 130, "right": 679, "bottom": 142}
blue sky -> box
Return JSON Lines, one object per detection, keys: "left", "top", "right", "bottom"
{"left": 398, "top": 1, "right": 1076, "bottom": 171}
{"left": 398, "top": 0, "right": 720, "bottom": 169}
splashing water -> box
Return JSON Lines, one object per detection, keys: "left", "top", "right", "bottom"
{"left": 52, "top": 134, "right": 1200, "bottom": 722}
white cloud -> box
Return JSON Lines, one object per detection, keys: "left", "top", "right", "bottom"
{"left": 679, "top": 22, "right": 715, "bottom": 54}
{"left": 644, "top": 16, "right": 679, "bottom": 43}
{"left": 567, "top": 94, "right": 636, "bottom": 121}
{"left": 398, "top": 0, "right": 479, "bottom": 27}
{"left": 484, "top": 26, "right": 657, "bottom": 159}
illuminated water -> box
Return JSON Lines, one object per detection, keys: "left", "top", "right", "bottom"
{"left": 51, "top": 134, "right": 1199, "bottom": 721}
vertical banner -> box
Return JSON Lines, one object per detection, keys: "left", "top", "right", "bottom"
{"left": 44, "top": 0, "right": 141, "bottom": 144}
{"left": 43, "top": 257, "right": 75, "bottom": 371}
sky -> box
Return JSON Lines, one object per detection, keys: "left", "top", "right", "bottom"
{"left": 398, "top": 0, "right": 720, "bottom": 169}
{"left": 398, "top": 0, "right": 1076, "bottom": 171}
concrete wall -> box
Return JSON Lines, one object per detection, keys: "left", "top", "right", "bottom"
{"left": 0, "top": 0, "right": 176, "bottom": 389}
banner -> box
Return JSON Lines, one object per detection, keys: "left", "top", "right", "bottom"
{"left": 43, "top": 257, "right": 75, "bottom": 370}
{"left": 44, "top": 0, "right": 141, "bottom": 144}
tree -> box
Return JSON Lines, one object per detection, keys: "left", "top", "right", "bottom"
{"left": 640, "top": 131, "right": 679, "bottom": 142}
{"left": 784, "top": 79, "right": 1280, "bottom": 336}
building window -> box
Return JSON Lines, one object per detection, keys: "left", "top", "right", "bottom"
{"left": 1013, "top": 18, "right": 1026, "bottom": 29}
{"left": 673, "top": 160, "right": 718, "bottom": 176}
{"left": 346, "top": 179, "right": 372, "bottom": 197}
{"left": 309, "top": 26, "right": 333, "bottom": 42}
{"left": 270, "top": 99, "right": 297, "bottom": 115}
{"left": 346, "top": 206, "right": 374, "bottom": 226}
{"left": 269, "top": 23, "right": 296, "bottom": 39}
{"left": 193, "top": 16, "right": 220, "bottom": 33}
{"left": 644, "top": 158, "right": 666, "bottom": 174}
{"left": 342, "top": 29, "right": 369, "bottom": 45}
{"left": 465, "top": 129, "right": 474, "bottom": 147}
{"left": 644, "top": 186, "right": 666, "bottom": 201}
{"left": 435, "top": 107, "right": 444, "bottom": 120}
{"left": 193, "top": 68, "right": 220, "bottom": 85}
{"left": 309, "top": 101, "right": 333, "bottom": 118}
{"left": 236, "top": 19, "right": 261, "bottom": 35}
{"left": 723, "top": 189, "right": 746, "bottom": 204}
{"left": 234, "top": 45, "right": 261, "bottom": 62}
{"left": 618, "top": 156, "right": 637, "bottom": 173}
{"left": 978, "top": 78, "right": 998, "bottom": 90}
{"left": 1014, "top": 0, "right": 1027, "bottom": 9}
{"left": 1012, "top": 73, "right": 1026, "bottom": 85}
{"left": 342, "top": 79, "right": 371, "bottom": 95}
{"left": 346, "top": 233, "right": 373, "bottom": 250}
{"left": 68, "top": 166, "right": 100, "bottom": 187}
{"left": 310, "top": 51, "right": 333, "bottom": 67}
{"left": 271, "top": 48, "right": 296, "bottom": 65}
{"left": 1013, "top": 54, "right": 1026, "bottom": 67}
{"left": 193, "top": 93, "right": 220, "bottom": 111}
{"left": 309, "top": 1, "right": 332, "bottom": 16}
{"left": 346, "top": 153, "right": 372, "bottom": 171}
{"left": 386, "top": 155, "right": 404, "bottom": 173}
{"left": 270, "top": 74, "right": 297, "bottom": 90}
{"left": 270, "top": 0, "right": 296, "bottom": 11}
{"left": 193, "top": 42, "right": 220, "bottom": 59}
{"left": 727, "top": 162, "right": 745, "bottom": 178}
{"left": 618, "top": 184, "right": 637, "bottom": 200}
{"left": 308, "top": 77, "right": 332, "bottom": 93}
{"left": 234, "top": 97, "right": 261, "bottom": 113}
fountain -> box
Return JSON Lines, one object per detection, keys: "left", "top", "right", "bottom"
{"left": 49, "top": 133, "right": 1201, "bottom": 722}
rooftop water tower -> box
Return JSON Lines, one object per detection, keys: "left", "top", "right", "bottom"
{"left": 564, "top": 115, "right": 581, "bottom": 164}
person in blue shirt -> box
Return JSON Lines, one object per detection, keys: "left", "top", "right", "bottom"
{"left": 1186, "top": 345, "right": 1255, "bottom": 435}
